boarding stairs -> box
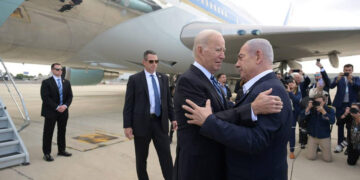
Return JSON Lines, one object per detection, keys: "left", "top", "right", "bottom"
{"left": 0, "top": 58, "right": 30, "bottom": 168}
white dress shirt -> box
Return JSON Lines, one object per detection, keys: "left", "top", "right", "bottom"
{"left": 144, "top": 69, "right": 161, "bottom": 114}
{"left": 242, "top": 70, "right": 274, "bottom": 121}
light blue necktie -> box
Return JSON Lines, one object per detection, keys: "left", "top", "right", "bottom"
{"left": 210, "top": 75, "right": 224, "bottom": 104}
{"left": 57, "top": 78, "right": 63, "bottom": 105}
{"left": 151, "top": 75, "right": 161, "bottom": 117}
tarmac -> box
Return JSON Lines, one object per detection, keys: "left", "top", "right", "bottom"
{"left": 0, "top": 83, "right": 359, "bottom": 180}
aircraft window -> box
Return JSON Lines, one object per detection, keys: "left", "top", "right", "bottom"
{"left": 201, "top": 0, "right": 204, "bottom": 4}
{"left": 225, "top": 12, "right": 228, "bottom": 17}
{"left": 214, "top": 5, "right": 216, "bottom": 11}
{"left": 206, "top": 0, "right": 208, "bottom": 7}
{"left": 210, "top": 2, "right": 213, "bottom": 9}
{"left": 221, "top": 9, "right": 224, "bottom": 15}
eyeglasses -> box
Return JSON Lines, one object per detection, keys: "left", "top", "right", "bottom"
{"left": 147, "top": 60, "right": 159, "bottom": 64}
{"left": 53, "top": 68, "right": 62, "bottom": 71}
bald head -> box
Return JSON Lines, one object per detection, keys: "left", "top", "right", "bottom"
{"left": 245, "top": 38, "right": 274, "bottom": 64}
{"left": 192, "top": 29, "right": 225, "bottom": 74}
{"left": 193, "top": 29, "right": 223, "bottom": 59}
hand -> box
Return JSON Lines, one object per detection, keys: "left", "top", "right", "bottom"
{"left": 316, "top": 102, "right": 326, "bottom": 115}
{"left": 286, "top": 85, "right": 291, "bottom": 92}
{"left": 251, "top": 88, "right": 283, "bottom": 115}
{"left": 344, "top": 107, "right": 350, "bottom": 116}
{"left": 183, "top": 99, "right": 212, "bottom": 127}
{"left": 124, "top": 128, "right": 134, "bottom": 140}
{"left": 306, "top": 100, "right": 313, "bottom": 113}
{"left": 316, "top": 61, "right": 323, "bottom": 68}
{"left": 56, "top": 105, "right": 67, "bottom": 113}
{"left": 171, "top": 121, "right": 178, "bottom": 131}
{"left": 337, "top": 72, "right": 344, "bottom": 81}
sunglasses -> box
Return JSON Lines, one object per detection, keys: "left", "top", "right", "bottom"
{"left": 147, "top": 60, "right": 159, "bottom": 64}
{"left": 53, "top": 68, "right": 62, "bottom": 71}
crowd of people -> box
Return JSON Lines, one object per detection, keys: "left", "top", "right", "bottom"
{"left": 41, "top": 29, "right": 359, "bottom": 180}
{"left": 274, "top": 61, "right": 360, "bottom": 165}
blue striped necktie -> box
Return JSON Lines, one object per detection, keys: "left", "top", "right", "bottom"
{"left": 210, "top": 75, "right": 224, "bottom": 104}
{"left": 150, "top": 75, "right": 161, "bottom": 117}
{"left": 57, "top": 78, "right": 63, "bottom": 105}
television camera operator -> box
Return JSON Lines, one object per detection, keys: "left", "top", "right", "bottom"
{"left": 303, "top": 93, "right": 335, "bottom": 162}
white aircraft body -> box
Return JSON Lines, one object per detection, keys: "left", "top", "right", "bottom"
{"left": 1, "top": 0, "right": 360, "bottom": 85}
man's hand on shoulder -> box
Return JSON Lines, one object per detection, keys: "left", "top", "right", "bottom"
{"left": 251, "top": 88, "right": 283, "bottom": 115}
{"left": 183, "top": 99, "right": 212, "bottom": 126}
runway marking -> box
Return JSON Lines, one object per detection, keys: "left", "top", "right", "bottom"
{"left": 73, "top": 133, "right": 118, "bottom": 144}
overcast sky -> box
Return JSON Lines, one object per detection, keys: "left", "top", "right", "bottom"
{"left": 232, "top": 0, "right": 360, "bottom": 74}
{"left": 2, "top": 0, "right": 360, "bottom": 76}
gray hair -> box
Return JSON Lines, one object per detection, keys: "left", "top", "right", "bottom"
{"left": 245, "top": 38, "right": 274, "bottom": 63}
{"left": 192, "top": 29, "right": 222, "bottom": 58}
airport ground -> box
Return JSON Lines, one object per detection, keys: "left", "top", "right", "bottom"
{"left": 0, "top": 83, "right": 359, "bottom": 180}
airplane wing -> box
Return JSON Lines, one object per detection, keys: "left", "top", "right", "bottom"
{"left": 180, "top": 22, "right": 360, "bottom": 68}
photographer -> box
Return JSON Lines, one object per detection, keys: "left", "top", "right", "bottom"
{"left": 309, "top": 61, "right": 331, "bottom": 104}
{"left": 303, "top": 93, "right": 335, "bottom": 162}
{"left": 330, "top": 64, "right": 360, "bottom": 153}
{"left": 339, "top": 103, "right": 360, "bottom": 165}
{"left": 286, "top": 78, "right": 302, "bottom": 159}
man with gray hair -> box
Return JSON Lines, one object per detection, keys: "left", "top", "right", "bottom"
{"left": 182, "top": 38, "right": 292, "bottom": 180}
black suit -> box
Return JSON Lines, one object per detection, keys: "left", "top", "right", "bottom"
{"left": 200, "top": 72, "right": 292, "bottom": 180}
{"left": 123, "top": 70, "right": 174, "bottom": 180}
{"left": 41, "top": 76, "right": 73, "bottom": 155}
{"left": 173, "top": 65, "right": 252, "bottom": 180}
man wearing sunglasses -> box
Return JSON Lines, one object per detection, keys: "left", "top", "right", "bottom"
{"left": 123, "top": 50, "right": 176, "bottom": 180}
{"left": 41, "top": 63, "right": 73, "bottom": 162}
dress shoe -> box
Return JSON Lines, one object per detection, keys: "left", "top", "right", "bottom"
{"left": 43, "top": 154, "right": 54, "bottom": 162}
{"left": 289, "top": 152, "right": 295, "bottom": 159}
{"left": 58, "top": 151, "right": 72, "bottom": 157}
{"left": 300, "top": 144, "right": 306, "bottom": 149}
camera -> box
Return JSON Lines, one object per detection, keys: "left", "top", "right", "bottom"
{"left": 312, "top": 100, "right": 320, "bottom": 107}
{"left": 344, "top": 72, "right": 350, "bottom": 77}
{"left": 350, "top": 108, "right": 359, "bottom": 114}
{"left": 292, "top": 69, "right": 300, "bottom": 73}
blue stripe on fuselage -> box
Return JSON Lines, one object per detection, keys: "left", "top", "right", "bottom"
{"left": 185, "top": 0, "right": 252, "bottom": 24}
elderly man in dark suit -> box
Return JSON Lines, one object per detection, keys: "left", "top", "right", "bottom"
{"left": 41, "top": 63, "right": 73, "bottom": 162}
{"left": 330, "top": 64, "right": 360, "bottom": 153}
{"left": 173, "top": 30, "right": 284, "bottom": 180}
{"left": 123, "top": 50, "right": 176, "bottom": 180}
{"left": 183, "top": 38, "right": 292, "bottom": 180}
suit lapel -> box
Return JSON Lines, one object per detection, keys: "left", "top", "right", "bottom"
{"left": 50, "top": 77, "right": 60, "bottom": 96}
{"left": 156, "top": 72, "right": 164, "bottom": 100}
{"left": 141, "top": 71, "right": 150, "bottom": 100}
{"left": 190, "top": 65, "right": 225, "bottom": 109}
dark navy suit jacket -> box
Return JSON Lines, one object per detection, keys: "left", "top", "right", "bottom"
{"left": 173, "top": 65, "right": 252, "bottom": 180}
{"left": 123, "top": 70, "right": 174, "bottom": 136}
{"left": 199, "top": 72, "right": 292, "bottom": 180}
{"left": 330, "top": 76, "right": 360, "bottom": 108}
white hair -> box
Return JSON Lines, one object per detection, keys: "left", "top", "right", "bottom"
{"left": 245, "top": 38, "right": 274, "bottom": 63}
{"left": 192, "top": 29, "right": 222, "bottom": 58}
{"left": 291, "top": 72, "right": 304, "bottom": 82}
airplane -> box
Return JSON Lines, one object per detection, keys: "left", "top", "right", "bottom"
{"left": 1, "top": 0, "right": 360, "bottom": 85}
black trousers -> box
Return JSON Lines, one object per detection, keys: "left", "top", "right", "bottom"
{"left": 347, "top": 144, "right": 360, "bottom": 165}
{"left": 42, "top": 112, "right": 69, "bottom": 155}
{"left": 134, "top": 117, "right": 173, "bottom": 180}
